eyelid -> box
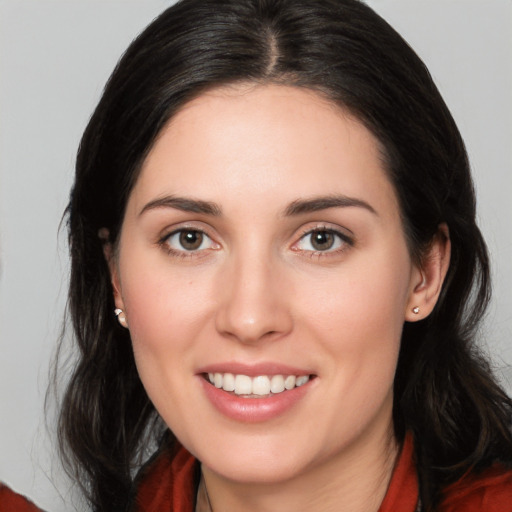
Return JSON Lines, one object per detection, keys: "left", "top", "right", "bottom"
{"left": 158, "top": 223, "right": 221, "bottom": 255}
{"left": 157, "top": 220, "right": 216, "bottom": 241}
{"left": 291, "top": 224, "right": 354, "bottom": 254}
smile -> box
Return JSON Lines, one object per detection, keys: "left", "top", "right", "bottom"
{"left": 207, "top": 372, "right": 311, "bottom": 397}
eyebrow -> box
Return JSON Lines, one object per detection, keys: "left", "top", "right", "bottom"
{"left": 283, "top": 195, "right": 377, "bottom": 216}
{"left": 139, "top": 196, "right": 222, "bottom": 217}
{"left": 139, "top": 193, "right": 377, "bottom": 218}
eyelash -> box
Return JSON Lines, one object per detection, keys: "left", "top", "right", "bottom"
{"left": 293, "top": 226, "right": 354, "bottom": 258}
{"left": 158, "top": 225, "right": 354, "bottom": 260}
{"left": 158, "top": 228, "right": 219, "bottom": 259}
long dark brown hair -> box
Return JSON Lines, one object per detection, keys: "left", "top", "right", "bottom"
{"left": 57, "top": 0, "right": 512, "bottom": 510}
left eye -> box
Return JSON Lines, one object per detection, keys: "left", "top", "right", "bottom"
{"left": 164, "top": 229, "right": 216, "bottom": 252}
{"left": 295, "top": 229, "right": 347, "bottom": 252}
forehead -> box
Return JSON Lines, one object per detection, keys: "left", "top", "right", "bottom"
{"left": 130, "top": 84, "right": 399, "bottom": 220}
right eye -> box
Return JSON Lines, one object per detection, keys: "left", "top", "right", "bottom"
{"left": 163, "top": 229, "right": 217, "bottom": 253}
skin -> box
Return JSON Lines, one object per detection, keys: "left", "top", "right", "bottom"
{"left": 108, "top": 84, "right": 450, "bottom": 512}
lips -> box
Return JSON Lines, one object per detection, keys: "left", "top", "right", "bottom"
{"left": 198, "top": 363, "right": 315, "bottom": 422}
{"left": 207, "top": 372, "right": 310, "bottom": 396}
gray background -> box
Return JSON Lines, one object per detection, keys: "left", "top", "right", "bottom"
{"left": 0, "top": 1, "right": 510, "bottom": 510}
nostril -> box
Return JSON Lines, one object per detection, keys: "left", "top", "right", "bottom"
{"left": 213, "top": 278, "right": 294, "bottom": 344}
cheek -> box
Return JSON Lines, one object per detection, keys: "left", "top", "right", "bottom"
{"left": 120, "top": 248, "right": 210, "bottom": 329}
{"left": 303, "top": 257, "right": 410, "bottom": 343}
{"left": 119, "top": 270, "right": 206, "bottom": 418}
{"left": 298, "top": 249, "right": 411, "bottom": 391}
{"left": 117, "top": 258, "right": 202, "bottom": 368}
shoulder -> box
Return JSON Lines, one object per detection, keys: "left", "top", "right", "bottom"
{"left": 440, "top": 464, "right": 512, "bottom": 512}
{"left": 0, "top": 483, "right": 44, "bottom": 511}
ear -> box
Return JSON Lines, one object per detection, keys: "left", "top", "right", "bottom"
{"left": 99, "top": 228, "right": 126, "bottom": 313}
{"left": 405, "top": 223, "right": 451, "bottom": 322}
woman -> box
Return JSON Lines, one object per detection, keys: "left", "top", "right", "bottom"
{"left": 3, "top": 0, "right": 512, "bottom": 510}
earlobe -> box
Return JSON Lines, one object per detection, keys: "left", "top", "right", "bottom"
{"left": 405, "top": 223, "right": 451, "bottom": 322}
{"left": 114, "top": 308, "right": 129, "bottom": 328}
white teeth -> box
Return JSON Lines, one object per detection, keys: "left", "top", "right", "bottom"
{"left": 296, "top": 375, "right": 310, "bottom": 387}
{"left": 270, "top": 375, "right": 285, "bottom": 393}
{"left": 252, "top": 376, "right": 271, "bottom": 395}
{"left": 284, "top": 375, "right": 296, "bottom": 390}
{"left": 234, "top": 374, "right": 252, "bottom": 395}
{"left": 222, "top": 373, "right": 235, "bottom": 392}
{"left": 207, "top": 372, "right": 311, "bottom": 396}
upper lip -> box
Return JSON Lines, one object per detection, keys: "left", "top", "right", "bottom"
{"left": 196, "top": 361, "right": 314, "bottom": 377}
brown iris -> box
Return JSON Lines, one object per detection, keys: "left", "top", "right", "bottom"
{"left": 179, "top": 230, "right": 203, "bottom": 250}
{"left": 310, "top": 230, "right": 335, "bottom": 251}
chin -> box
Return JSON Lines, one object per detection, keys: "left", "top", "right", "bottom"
{"left": 203, "top": 454, "right": 308, "bottom": 485}
{"left": 193, "top": 427, "right": 333, "bottom": 486}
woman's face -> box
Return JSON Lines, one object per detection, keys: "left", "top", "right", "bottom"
{"left": 112, "top": 84, "right": 424, "bottom": 484}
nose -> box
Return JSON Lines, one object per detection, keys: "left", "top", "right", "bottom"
{"left": 215, "top": 251, "right": 293, "bottom": 345}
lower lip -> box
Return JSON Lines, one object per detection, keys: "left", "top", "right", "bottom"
{"left": 199, "top": 376, "right": 313, "bottom": 423}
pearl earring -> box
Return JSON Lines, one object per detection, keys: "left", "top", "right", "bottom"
{"left": 114, "top": 308, "right": 129, "bottom": 328}
{"left": 412, "top": 306, "right": 420, "bottom": 314}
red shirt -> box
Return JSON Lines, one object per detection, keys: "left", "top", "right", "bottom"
{"left": 2, "top": 435, "right": 512, "bottom": 511}
{"left": 0, "top": 483, "right": 43, "bottom": 512}
{"left": 132, "top": 434, "right": 512, "bottom": 512}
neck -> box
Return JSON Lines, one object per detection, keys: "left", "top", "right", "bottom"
{"left": 201, "top": 424, "right": 399, "bottom": 512}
